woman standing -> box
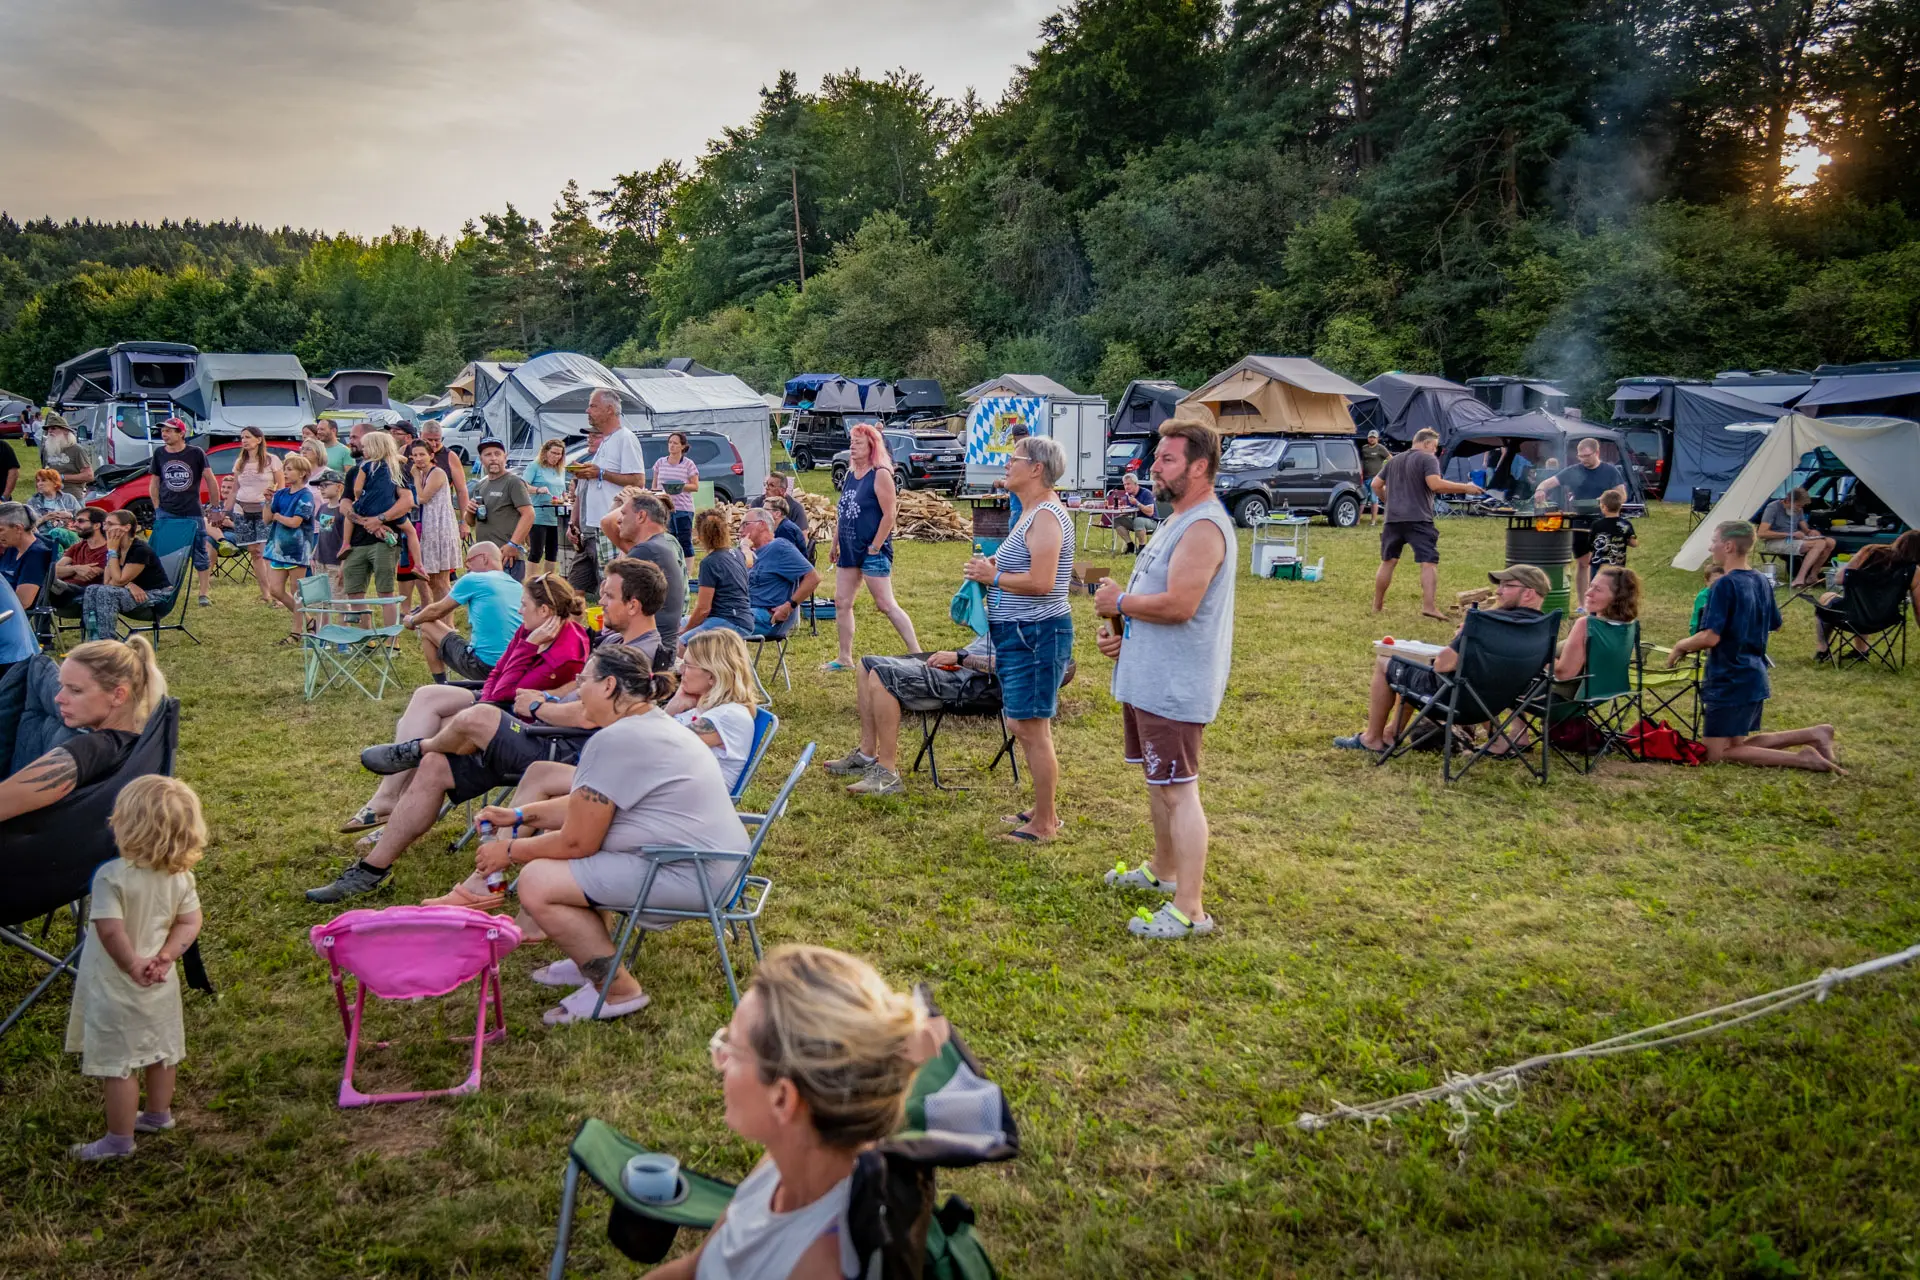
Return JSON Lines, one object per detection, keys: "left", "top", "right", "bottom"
{"left": 826, "top": 422, "right": 919, "bottom": 672}
{"left": 262, "top": 453, "right": 318, "bottom": 642}
{"left": 652, "top": 431, "right": 700, "bottom": 558}
{"left": 407, "top": 440, "right": 459, "bottom": 602}
{"left": 227, "top": 428, "right": 282, "bottom": 607}
{"left": 964, "top": 435, "right": 1074, "bottom": 843}
{"left": 522, "top": 438, "right": 568, "bottom": 579}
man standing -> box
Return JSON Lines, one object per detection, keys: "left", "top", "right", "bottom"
{"left": 146, "top": 417, "right": 214, "bottom": 606}
{"left": 739, "top": 507, "right": 820, "bottom": 636}
{"left": 1533, "top": 437, "right": 1629, "bottom": 603}
{"left": 38, "top": 413, "right": 95, "bottom": 490}
{"left": 598, "top": 491, "right": 687, "bottom": 651}
{"left": 419, "top": 421, "right": 472, "bottom": 515}
{"left": 1092, "top": 419, "right": 1236, "bottom": 940}
{"left": 1372, "top": 427, "right": 1482, "bottom": 621}
{"left": 1359, "top": 429, "right": 1392, "bottom": 525}
{"left": 317, "top": 421, "right": 355, "bottom": 473}
{"left": 565, "top": 388, "right": 648, "bottom": 597}
{"left": 468, "top": 441, "right": 535, "bottom": 580}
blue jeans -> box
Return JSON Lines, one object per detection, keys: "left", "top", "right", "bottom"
{"left": 750, "top": 606, "right": 797, "bottom": 639}
{"left": 990, "top": 614, "right": 1073, "bottom": 721}
{"left": 669, "top": 511, "right": 694, "bottom": 558}
{"left": 679, "top": 615, "right": 752, "bottom": 645}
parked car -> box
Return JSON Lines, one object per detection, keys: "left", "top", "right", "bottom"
{"left": 788, "top": 412, "right": 883, "bottom": 472}
{"left": 1616, "top": 424, "right": 1669, "bottom": 500}
{"left": 1213, "top": 434, "right": 1368, "bottom": 527}
{"left": 830, "top": 426, "right": 965, "bottom": 493}
{"left": 84, "top": 441, "right": 300, "bottom": 527}
{"left": 1105, "top": 436, "right": 1153, "bottom": 489}
{"left": 562, "top": 431, "right": 747, "bottom": 505}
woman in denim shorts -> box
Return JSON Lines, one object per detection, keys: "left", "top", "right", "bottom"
{"left": 964, "top": 434, "right": 1076, "bottom": 843}
{"left": 826, "top": 422, "right": 920, "bottom": 671}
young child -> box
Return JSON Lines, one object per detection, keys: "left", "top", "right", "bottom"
{"left": 312, "top": 469, "right": 348, "bottom": 597}
{"left": 1588, "top": 490, "right": 1637, "bottom": 569}
{"left": 65, "top": 775, "right": 207, "bottom": 1161}
{"left": 1690, "top": 562, "right": 1725, "bottom": 632}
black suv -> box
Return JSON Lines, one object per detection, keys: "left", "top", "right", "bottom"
{"left": 789, "top": 413, "right": 883, "bottom": 472}
{"left": 564, "top": 431, "right": 746, "bottom": 505}
{"left": 831, "top": 426, "right": 965, "bottom": 493}
{"left": 1213, "top": 434, "right": 1368, "bottom": 527}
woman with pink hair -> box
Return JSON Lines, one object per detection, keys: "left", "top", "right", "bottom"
{"left": 824, "top": 421, "right": 918, "bottom": 671}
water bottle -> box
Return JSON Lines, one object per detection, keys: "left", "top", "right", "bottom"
{"left": 477, "top": 821, "right": 508, "bottom": 894}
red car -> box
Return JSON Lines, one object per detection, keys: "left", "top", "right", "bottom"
{"left": 83, "top": 441, "right": 301, "bottom": 525}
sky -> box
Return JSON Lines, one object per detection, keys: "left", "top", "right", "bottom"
{"left": 1, "top": 0, "right": 1057, "bottom": 240}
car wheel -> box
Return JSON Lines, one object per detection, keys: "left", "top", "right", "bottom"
{"left": 1329, "top": 493, "right": 1360, "bottom": 528}
{"left": 1233, "top": 494, "right": 1269, "bottom": 527}
{"left": 831, "top": 464, "right": 848, "bottom": 491}
{"left": 792, "top": 449, "right": 813, "bottom": 472}
{"left": 894, "top": 467, "right": 910, "bottom": 491}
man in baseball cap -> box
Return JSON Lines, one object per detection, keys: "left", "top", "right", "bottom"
{"left": 1486, "top": 563, "right": 1551, "bottom": 597}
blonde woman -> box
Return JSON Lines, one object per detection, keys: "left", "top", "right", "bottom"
{"left": 522, "top": 438, "right": 568, "bottom": 577}
{"left": 650, "top": 945, "right": 938, "bottom": 1278}
{"left": 226, "top": 427, "right": 283, "bottom": 606}
{"left": 341, "top": 430, "right": 414, "bottom": 626}
{"left": 263, "top": 453, "right": 318, "bottom": 642}
{"left": 666, "top": 627, "right": 762, "bottom": 790}
{"left": 0, "top": 635, "right": 167, "bottom": 824}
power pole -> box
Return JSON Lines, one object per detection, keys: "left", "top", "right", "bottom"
{"left": 790, "top": 164, "right": 807, "bottom": 292}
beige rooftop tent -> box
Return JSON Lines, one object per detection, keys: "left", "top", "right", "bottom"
{"left": 1176, "top": 356, "right": 1372, "bottom": 435}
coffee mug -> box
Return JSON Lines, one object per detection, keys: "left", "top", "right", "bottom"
{"left": 622, "top": 1153, "right": 681, "bottom": 1203}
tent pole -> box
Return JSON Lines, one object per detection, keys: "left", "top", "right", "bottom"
{"left": 791, "top": 166, "right": 806, "bottom": 292}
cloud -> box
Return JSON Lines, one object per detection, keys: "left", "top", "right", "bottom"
{"left": 2, "top": 0, "right": 1056, "bottom": 236}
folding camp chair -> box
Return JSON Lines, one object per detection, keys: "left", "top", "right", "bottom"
{"left": 212, "top": 539, "right": 250, "bottom": 583}
{"left": 25, "top": 556, "right": 80, "bottom": 654}
{"left": 1688, "top": 487, "right": 1714, "bottom": 531}
{"left": 115, "top": 547, "right": 199, "bottom": 647}
{"left": 1375, "top": 609, "right": 1561, "bottom": 784}
{"left": 593, "top": 743, "right": 814, "bottom": 1014}
{"left": 908, "top": 658, "right": 1077, "bottom": 790}
{"left": 296, "top": 573, "right": 407, "bottom": 700}
{"left": 1820, "top": 563, "right": 1912, "bottom": 674}
{"left": 550, "top": 985, "right": 1018, "bottom": 1280}
{"left": 1635, "top": 643, "right": 1702, "bottom": 741}
{"left": 309, "top": 905, "right": 522, "bottom": 1107}
{"left": 1548, "top": 616, "right": 1639, "bottom": 772}
{"left": 742, "top": 615, "right": 798, "bottom": 705}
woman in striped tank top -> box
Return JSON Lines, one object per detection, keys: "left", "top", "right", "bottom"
{"left": 964, "top": 434, "right": 1075, "bottom": 843}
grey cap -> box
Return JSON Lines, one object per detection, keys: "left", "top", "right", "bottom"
{"left": 316, "top": 469, "right": 346, "bottom": 486}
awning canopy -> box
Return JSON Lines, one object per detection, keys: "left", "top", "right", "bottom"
{"left": 1666, "top": 385, "right": 1787, "bottom": 501}
{"left": 1797, "top": 371, "right": 1920, "bottom": 410}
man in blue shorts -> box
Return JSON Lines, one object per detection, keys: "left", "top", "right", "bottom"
{"left": 1667, "top": 520, "right": 1840, "bottom": 773}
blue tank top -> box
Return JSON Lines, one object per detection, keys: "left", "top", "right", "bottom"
{"left": 837, "top": 467, "right": 890, "bottom": 561}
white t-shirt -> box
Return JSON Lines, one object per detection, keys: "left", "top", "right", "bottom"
{"left": 569, "top": 710, "right": 747, "bottom": 857}
{"left": 579, "top": 426, "right": 647, "bottom": 530}
{"left": 674, "top": 701, "right": 757, "bottom": 792}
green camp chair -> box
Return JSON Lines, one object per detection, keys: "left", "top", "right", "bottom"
{"left": 295, "top": 574, "right": 407, "bottom": 701}
{"left": 549, "top": 988, "right": 1018, "bottom": 1279}
{"left": 1634, "top": 642, "right": 1701, "bottom": 741}
{"left": 1547, "top": 615, "right": 1639, "bottom": 772}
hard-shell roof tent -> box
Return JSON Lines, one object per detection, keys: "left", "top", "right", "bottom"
{"left": 1440, "top": 410, "right": 1646, "bottom": 504}
{"left": 1664, "top": 384, "right": 1791, "bottom": 502}
{"left": 783, "top": 373, "right": 844, "bottom": 408}
{"left": 620, "top": 369, "right": 772, "bottom": 494}
{"left": 662, "top": 356, "right": 722, "bottom": 376}
{"left": 1109, "top": 380, "right": 1190, "bottom": 438}
{"left": 895, "top": 379, "right": 948, "bottom": 416}
{"left": 49, "top": 342, "right": 198, "bottom": 409}
{"left": 1674, "top": 415, "right": 1920, "bottom": 569}
{"left": 1609, "top": 376, "right": 1710, "bottom": 425}
{"left": 307, "top": 380, "right": 338, "bottom": 412}
{"left": 322, "top": 369, "right": 394, "bottom": 411}
{"left": 1466, "top": 375, "right": 1570, "bottom": 417}
{"left": 1173, "top": 356, "right": 1372, "bottom": 436}
{"left": 478, "top": 352, "right": 643, "bottom": 459}
{"left": 1796, "top": 360, "right": 1920, "bottom": 420}
{"left": 813, "top": 377, "right": 898, "bottom": 415}
{"left": 174, "top": 353, "right": 313, "bottom": 439}
{"left": 1359, "top": 372, "right": 1500, "bottom": 443}
{"left": 1712, "top": 370, "right": 1812, "bottom": 407}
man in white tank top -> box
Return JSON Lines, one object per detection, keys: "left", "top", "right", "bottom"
{"left": 1093, "top": 420, "right": 1235, "bottom": 938}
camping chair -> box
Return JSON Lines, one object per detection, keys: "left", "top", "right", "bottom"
{"left": 592, "top": 743, "right": 815, "bottom": 1014}
{"left": 1688, "top": 487, "right": 1714, "bottom": 531}
{"left": 1547, "top": 616, "right": 1640, "bottom": 772}
{"left": 549, "top": 985, "right": 1018, "bottom": 1280}
{"left": 296, "top": 573, "right": 406, "bottom": 701}
{"left": 25, "top": 555, "right": 81, "bottom": 654}
{"left": 308, "top": 905, "right": 523, "bottom": 1107}
{"left": 909, "top": 658, "right": 1079, "bottom": 791}
{"left": 1820, "top": 563, "right": 1913, "bottom": 673}
{"left": 0, "top": 670, "right": 207, "bottom": 1038}
{"left": 742, "top": 614, "right": 799, "bottom": 705}
{"left": 144, "top": 517, "right": 199, "bottom": 561}
{"left": 212, "top": 538, "right": 250, "bottom": 583}
{"left": 115, "top": 547, "right": 199, "bottom": 648}
{"left": 1375, "top": 609, "right": 1561, "bottom": 784}
{"left": 1634, "top": 643, "right": 1702, "bottom": 742}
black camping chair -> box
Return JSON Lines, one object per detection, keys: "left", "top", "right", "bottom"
{"left": 1688, "top": 487, "right": 1714, "bottom": 530}
{"left": 116, "top": 547, "right": 200, "bottom": 648}
{"left": 0, "top": 666, "right": 208, "bottom": 1037}
{"left": 1820, "top": 563, "right": 1913, "bottom": 673}
{"left": 903, "top": 656, "right": 1078, "bottom": 792}
{"left": 1375, "top": 609, "right": 1561, "bottom": 784}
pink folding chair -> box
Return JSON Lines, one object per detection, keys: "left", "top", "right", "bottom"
{"left": 309, "top": 905, "right": 523, "bottom": 1108}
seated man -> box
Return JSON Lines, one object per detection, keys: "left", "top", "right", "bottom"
{"left": 307, "top": 557, "right": 669, "bottom": 905}
{"left": 1332, "top": 564, "right": 1548, "bottom": 753}
{"left": 749, "top": 473, "right": 809, "bottom": 549}
{"left": 1114, "top": 471, "right": 1157, "bottom": 553}
{"left": 0, "top": 502, "right": 55, "bottom": 609}
{"left": 52, "top": 507, "right": 111, "bottom": 604}
{"left": 735, "top": 507, "right": 819, "bottom": 639}
{"left": 1757, "top": 487, "right": 1837, "bottom": 589}
{"left": 1667, "top": 519, "right": 1840, "bottom": 772}
{"left": 822, "top": 635, "right": 999, "bottom": 797}
{"left": 404, "top": 541, "right": 523, "bottom": 683}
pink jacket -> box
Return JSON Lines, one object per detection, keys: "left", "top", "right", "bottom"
{"left": 479, "top": 620, "right": 591, "bottom": 703}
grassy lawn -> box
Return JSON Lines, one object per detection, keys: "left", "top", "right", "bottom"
{"left": 4, "top": 455, "right": 1919, "bottom": 1277}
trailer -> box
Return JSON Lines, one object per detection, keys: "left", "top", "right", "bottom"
{"left": 960, "top": 374, "right": 1107, "bottom": 494}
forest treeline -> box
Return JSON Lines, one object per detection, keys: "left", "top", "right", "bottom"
{"left": 4, "top": 0, "right": 1918, "bottom": 411}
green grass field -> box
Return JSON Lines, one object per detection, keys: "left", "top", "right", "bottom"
{"left": 4, "top": 454, "right": 1918, "bottom": 1278}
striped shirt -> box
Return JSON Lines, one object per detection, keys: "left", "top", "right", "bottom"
{"left": 988, "top": 500, "right": 1074, "bottom": 622}
{"left": 654, "top": 457, "right": 699, "bottom": 512}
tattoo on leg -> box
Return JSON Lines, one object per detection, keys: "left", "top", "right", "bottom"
{"left": 578, "top": 955, "right": 615, "bottom": 986}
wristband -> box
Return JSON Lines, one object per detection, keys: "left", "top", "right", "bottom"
{"left": 1115, "top": 593, "right": 1127, "bottom": 618}
{"left": 513, "top": 807, "right": 525, "bottom": 827}
{"left": 992, "top": 571, "right": 1003, "bottom": 590}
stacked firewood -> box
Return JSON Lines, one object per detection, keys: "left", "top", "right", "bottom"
{"left": 712, "top": 488, "right": 969, "bottom": 543}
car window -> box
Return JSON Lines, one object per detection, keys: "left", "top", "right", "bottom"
{"left": 1222, "top": 437, "right": 1283, "bottom": 469}
{"left": 1324, "top": 442, "right": 1360, "bottom": 473}
{"left": 1282, "top": 443, "right": 1319, "bottom": 471}
{"left": 1106, "top": 441, "right": 1141, "bottom": 463}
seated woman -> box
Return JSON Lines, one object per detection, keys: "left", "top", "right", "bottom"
{"left": 465, "top": 644, "right": 750, "bottom": 1024}
{"left": 679, "top": 508, "right": 754, "bottom": 644}
{"left": 648, "top": 944, "right": 939, "bottom": 1280}
{"left": 343, "top": 573, "right": 592, "bottom": 831}
{"left": 27, "top": 469, "right": 83, "bottom": 530}
{"left": 81, "top": 512, "right": 175, "bottom": 642}
{"left": 1812, "top": 532, "right": 1919, "bottom": 661}
{"left": 664, "top": 628, "right": 763, "bottom": 792}
{"left": 0, "top": 637, "right": 167, "bottom": 824}
{"left": 1552, "top": 565, "right": 1642, "bottom": 687}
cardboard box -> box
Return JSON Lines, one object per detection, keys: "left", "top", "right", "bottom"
{"left": 1071, "top": 564, "right": 1111, "bottom": 595}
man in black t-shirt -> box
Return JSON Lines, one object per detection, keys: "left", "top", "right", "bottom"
{"left": 1534, "top": 437, "right": 1629, "bottom": 603}
{"left": 1371, "top": 428, "right": 1483, "bottom": 620}
{"left": 146, "top": 418, "right": 213, "bottom": 605}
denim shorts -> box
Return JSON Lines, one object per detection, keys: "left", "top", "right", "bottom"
{"left": 836, "top": 544, "right": 892, "bottom": 575}
{"left": 229, "top": 511, "right": 268, "bottom": 547}
{"left": 990, "top": 614, "right": 1073, "bottom": 721}
{"left": 680, "top": 615, "right": 752, "bottom": 644}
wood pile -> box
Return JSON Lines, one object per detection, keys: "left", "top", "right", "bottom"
{"left": 713, "top": 488, "right": 969, "bottom": 544}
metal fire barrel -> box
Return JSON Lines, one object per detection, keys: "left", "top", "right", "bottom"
{"left": 1505, "top": 512, "right": 1574, "bottom": 616}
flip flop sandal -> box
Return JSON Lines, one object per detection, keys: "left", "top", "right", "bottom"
{"left": 819, "top": 660, "right": 855, "bottom": 673}
{"left": 543, "top": 984, "right": 650, "bottom": 1025}
{"left": 338, "top": 806, "right": 387, "bottom": 834}
{"left": 999, "top": 828, "right": 1054, "bottom": 844}
{"left": 1000, "top": 811, "right": 1033, "bottom": 825}
{"left": 421, "top": 884, "right": 506, "bottom": 910}
{"left": 275, "top": 632, "right": 304, "bottom": 647}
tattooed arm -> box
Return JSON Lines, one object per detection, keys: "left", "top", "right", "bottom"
{"left": 0, "top": 747, "right": 80, "bottom": 822}
{"left": 473, "top": 782, "right": 618, "bottom": 873}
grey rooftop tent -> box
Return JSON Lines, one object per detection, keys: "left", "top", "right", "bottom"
{"left": 321, "top": 369, "right": 394, "bottom": 410}
{"left": 1797, "top": 361, "right": 1920, "bottom": 420}
{"left": 1665, "top": 384, "right": 1790, "bottom": 502}
{"left": 1466, "top": 376, "right": 1570, "bottom": 417}
{"left": 1110, "top": 379, "right": 1189, "bottom": 438}
{"left": 1713, "top": 371, "right": 1811, "bottom": 407}
{"left": 1360, "top": 372, "right": 1500, "bottom": 443}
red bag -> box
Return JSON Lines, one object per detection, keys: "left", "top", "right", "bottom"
{"left": 1624, "top": 717, "right": 1707, "bottom": 765}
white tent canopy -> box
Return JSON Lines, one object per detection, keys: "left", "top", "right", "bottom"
{"left": 619, "top": 370, "right": 772, "bottom": 494}
{"left": 478, "top": 352, "right": 642, "bottom": 460}
{"left": 1672, "top": 414, "right": 1920, "bottom": 570}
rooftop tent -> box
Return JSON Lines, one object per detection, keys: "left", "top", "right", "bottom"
{"left": 1674, "top": 414, "right": 1920, "bottom": 569}
{"left": 470, "top": 361, "right": 519, "bottom": 407}
{"left": 477, "top": 352, "right": 642, "bottom": 456}
{"left": 662, "top": 356, "right": 722, "bottom": 376}
{"left": 1713, "top": 370, "right": 1811, "bottom": 407}
{"left": 175, "top": 353, "right": 313, "bottom": 436}
{"left": 783, "top": 373, "right": 845, "bottom": 408}
{"left": 812, "top": 377, "right": 898, "bottom": 415}
{"left": 1609, "top": 377, "right": 1708, "bottom": 423}
{"left": 1360, "top": 371, "right": 1501, "bottom": 443}
{"left": 1798, "top": 360, "right": 1920, "bottom": 419}
{"left": 1110, "top": 379, "right": 1190, "bottom": 437}
{"left": 1466, "top": 375, "right": 1570, "bottom": 416}
{"left": 50, "top": 342, "right": 198, "bottom": 407}
{"left": 1174, "top": 355, "right": 1371, "bottom": 436}
{"left": 615, "top": 366, "right": 685, "bottom": 381}
{"left": 447, "top": 364, "right": 477, "bottom": 406}
{"left": 307, "top": 379, "right": 337, "bottom": 412}
{"left": 895, "top": 379, "right": 947, "bottom": 414}
{"left": 1665, "top": 384, "right": 1788, "bottom": 501}
{"left": 620, "top": 369, "right": 772, "bottom": 494}
{"left": 323, "top": 369, "right": 394, "bottom": 410}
